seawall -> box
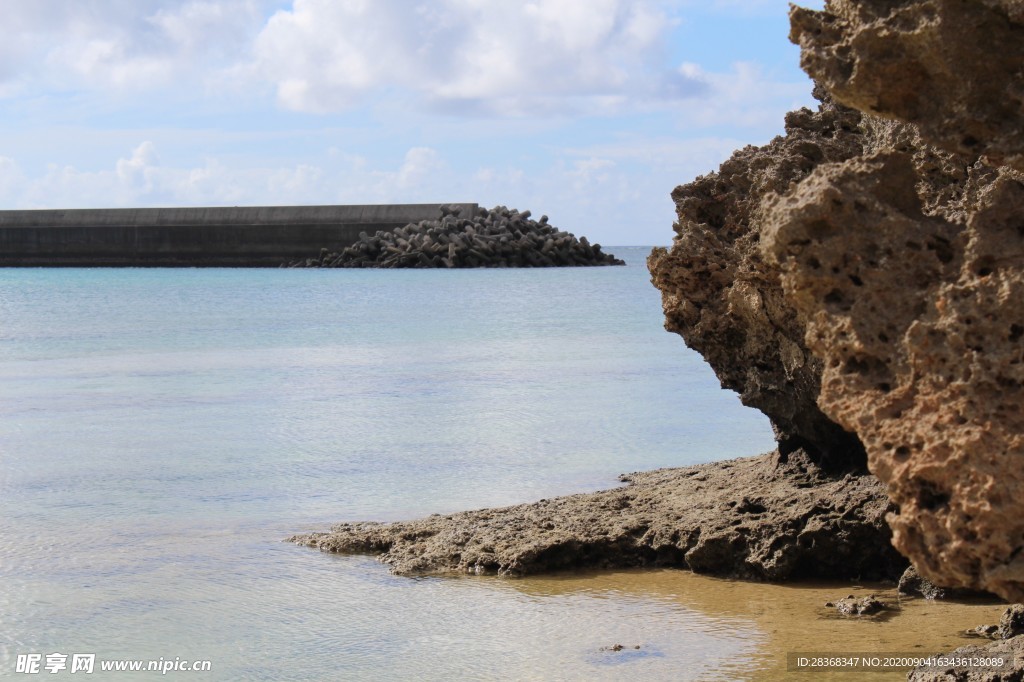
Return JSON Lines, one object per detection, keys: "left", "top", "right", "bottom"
{"left": 0, "top": 203, "right": 478, "bottom": 266}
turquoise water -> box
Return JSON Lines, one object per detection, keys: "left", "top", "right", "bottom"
{"left": 0, "top": 248, "right": 776, "bottom": 680}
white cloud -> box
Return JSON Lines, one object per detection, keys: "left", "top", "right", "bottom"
{"left": 689, "top": 0, "right": 823, "bottom": 15}
{"left": 115, "top": 141, "right": 160, "bottom": 194}
{"left": 669, "top": 60, "right": 812, "bottom": 128}
{"left": 248, "top": 0, "right": 705, "bottom": 115}
{"left": 0, "top": 1, "right": 266, "bottom": 93}
{"left": 0, "top": 0, "right": 813, "bottom": 124}
{"left": 394, "top": 148, "right": 445, "bottom": 188}
{"left": 567, "top": 158, "right": 616, "bottom": 192}
{"left": 0, "top": 157, "right": 26, "bottom": 197}
{"left": 151, "top": 1, "right": 262, "bottom": 56}
{"left": 240, "top": 0, "right": 814, "bottom": 120}
{"left": 560, "top": 135, "right": 748, "bottom": 174}
{"left": 0, "top": 141, "right": 454, "bottom": 210}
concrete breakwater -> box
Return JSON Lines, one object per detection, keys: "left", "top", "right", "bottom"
{"left": 286, "top": 204, "right": 624, "bottom": 268}
{"left": 0, "top": 203, "right": 477, "bottom": 266}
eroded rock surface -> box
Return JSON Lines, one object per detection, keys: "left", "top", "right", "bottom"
{"left": 747, "top": 0, "right": 1024, "bottom": 603}
{"left": 646, "top": 85, "right": 976, "bottom": 477}
{"left": 291, "top": 451, "right": 905, "bottom": 580}
{"left": 900, "top": 565, "right": 952, "bottom": 601}
{"left": 763, "top": 150, "right": 1024, "bottom": 602}
{"left": 648, "top": 92, "right": 869, "bottom": 471}
{"left": 898, "top": 565, "right": 991, "bottom": 601}
{"left": 790, "top": 0, "right": 1024, "bottom": 171}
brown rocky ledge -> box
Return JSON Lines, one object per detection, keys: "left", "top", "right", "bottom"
{"left": 290, "top": 449, "right": 906, "bottom": 581}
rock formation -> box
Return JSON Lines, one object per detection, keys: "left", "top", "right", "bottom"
{"left": 292, "top": 450, "right": 905, "bottom": 581}
{"left": 965, "top": 604, "right": 1024, "bottom": 641}
{"left": 651, "top": 0, "right": 1024, "bottom": 602}
{"left": 287, "top": 205, "right": 624, "bottom": 268}
{"left": 759, "top": 0, "right": 1024, "bottom": 603}
{"left": 648, "top": 90, "right": 870, "bottom": 471}
{"left": 897, "top": 564, "right": 990, "bottom": 601}
{"left": 825, "top": 595, "right": 888, "bottom": 616}
{"left": 790, "top": 0, "right": 1024, "bottom": 172}
{"left": 762, "top": 148, "right": 1024, "bottom": 603}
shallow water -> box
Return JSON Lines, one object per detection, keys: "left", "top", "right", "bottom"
{"left": 0, "top": 249, "right": 1000, "bottom": 680}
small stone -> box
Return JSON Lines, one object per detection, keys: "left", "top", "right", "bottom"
{"left": 966, "top": 624, "right": 1000, "bottom": 639}
{"left": 898, "top": 565, "right": 950, "bottom": 600}
{"left": 831, "top": 596, "right": 887, "bottom": 616}
{"left": 998, "top": 604, "right": 1024, "bottom": 639}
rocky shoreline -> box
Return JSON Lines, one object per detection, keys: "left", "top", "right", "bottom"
{"left": 291, "top": 449, "right": 906, "bottom": 581}
{"left": 292, "top": 448, "right": 1022, "bottom": 679}
{"left": 285, "top": 205, "right": 624, "bottom": 269}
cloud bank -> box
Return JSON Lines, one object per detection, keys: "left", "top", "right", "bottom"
{"left": 250, "top": 0, "right": 704, "bottom": 115}
{"left": 0, "top": 0, "right": 754, "bottom": 117}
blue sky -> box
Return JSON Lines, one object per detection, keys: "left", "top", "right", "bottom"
{"left": 0, "top": 0, "right": 823, "bottom": 245}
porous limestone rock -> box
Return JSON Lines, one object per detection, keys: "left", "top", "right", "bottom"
{"left": 827, "top": 595, "right": 888, "bottom": 616}
{"left": 790, "top": 0, "right": 1024, "bottom": 171}
{"left": 650, "top": 4, "right": 1024, "bottom": 596}
{"left": 756, "top": 0, "right": 1024, "bottom": 603}
{"left": 647, "top": 82, "right": 973, "bottom": 475}
{"left": 764, "top": 149, "right": 1024, "bottom": 602}
{"left": 897, "top": 564, "right": 992, "bottom": 600}
{"left": 648, "top": 92, "right": 870, "bottom": 471}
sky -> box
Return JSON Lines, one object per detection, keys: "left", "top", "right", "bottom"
{"left": 0, "top": 0, "right": 824, "bottom": 246}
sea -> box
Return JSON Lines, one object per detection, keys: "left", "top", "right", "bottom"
{"left": 0, "top": 248, "right": 1001, "bottom": 680}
